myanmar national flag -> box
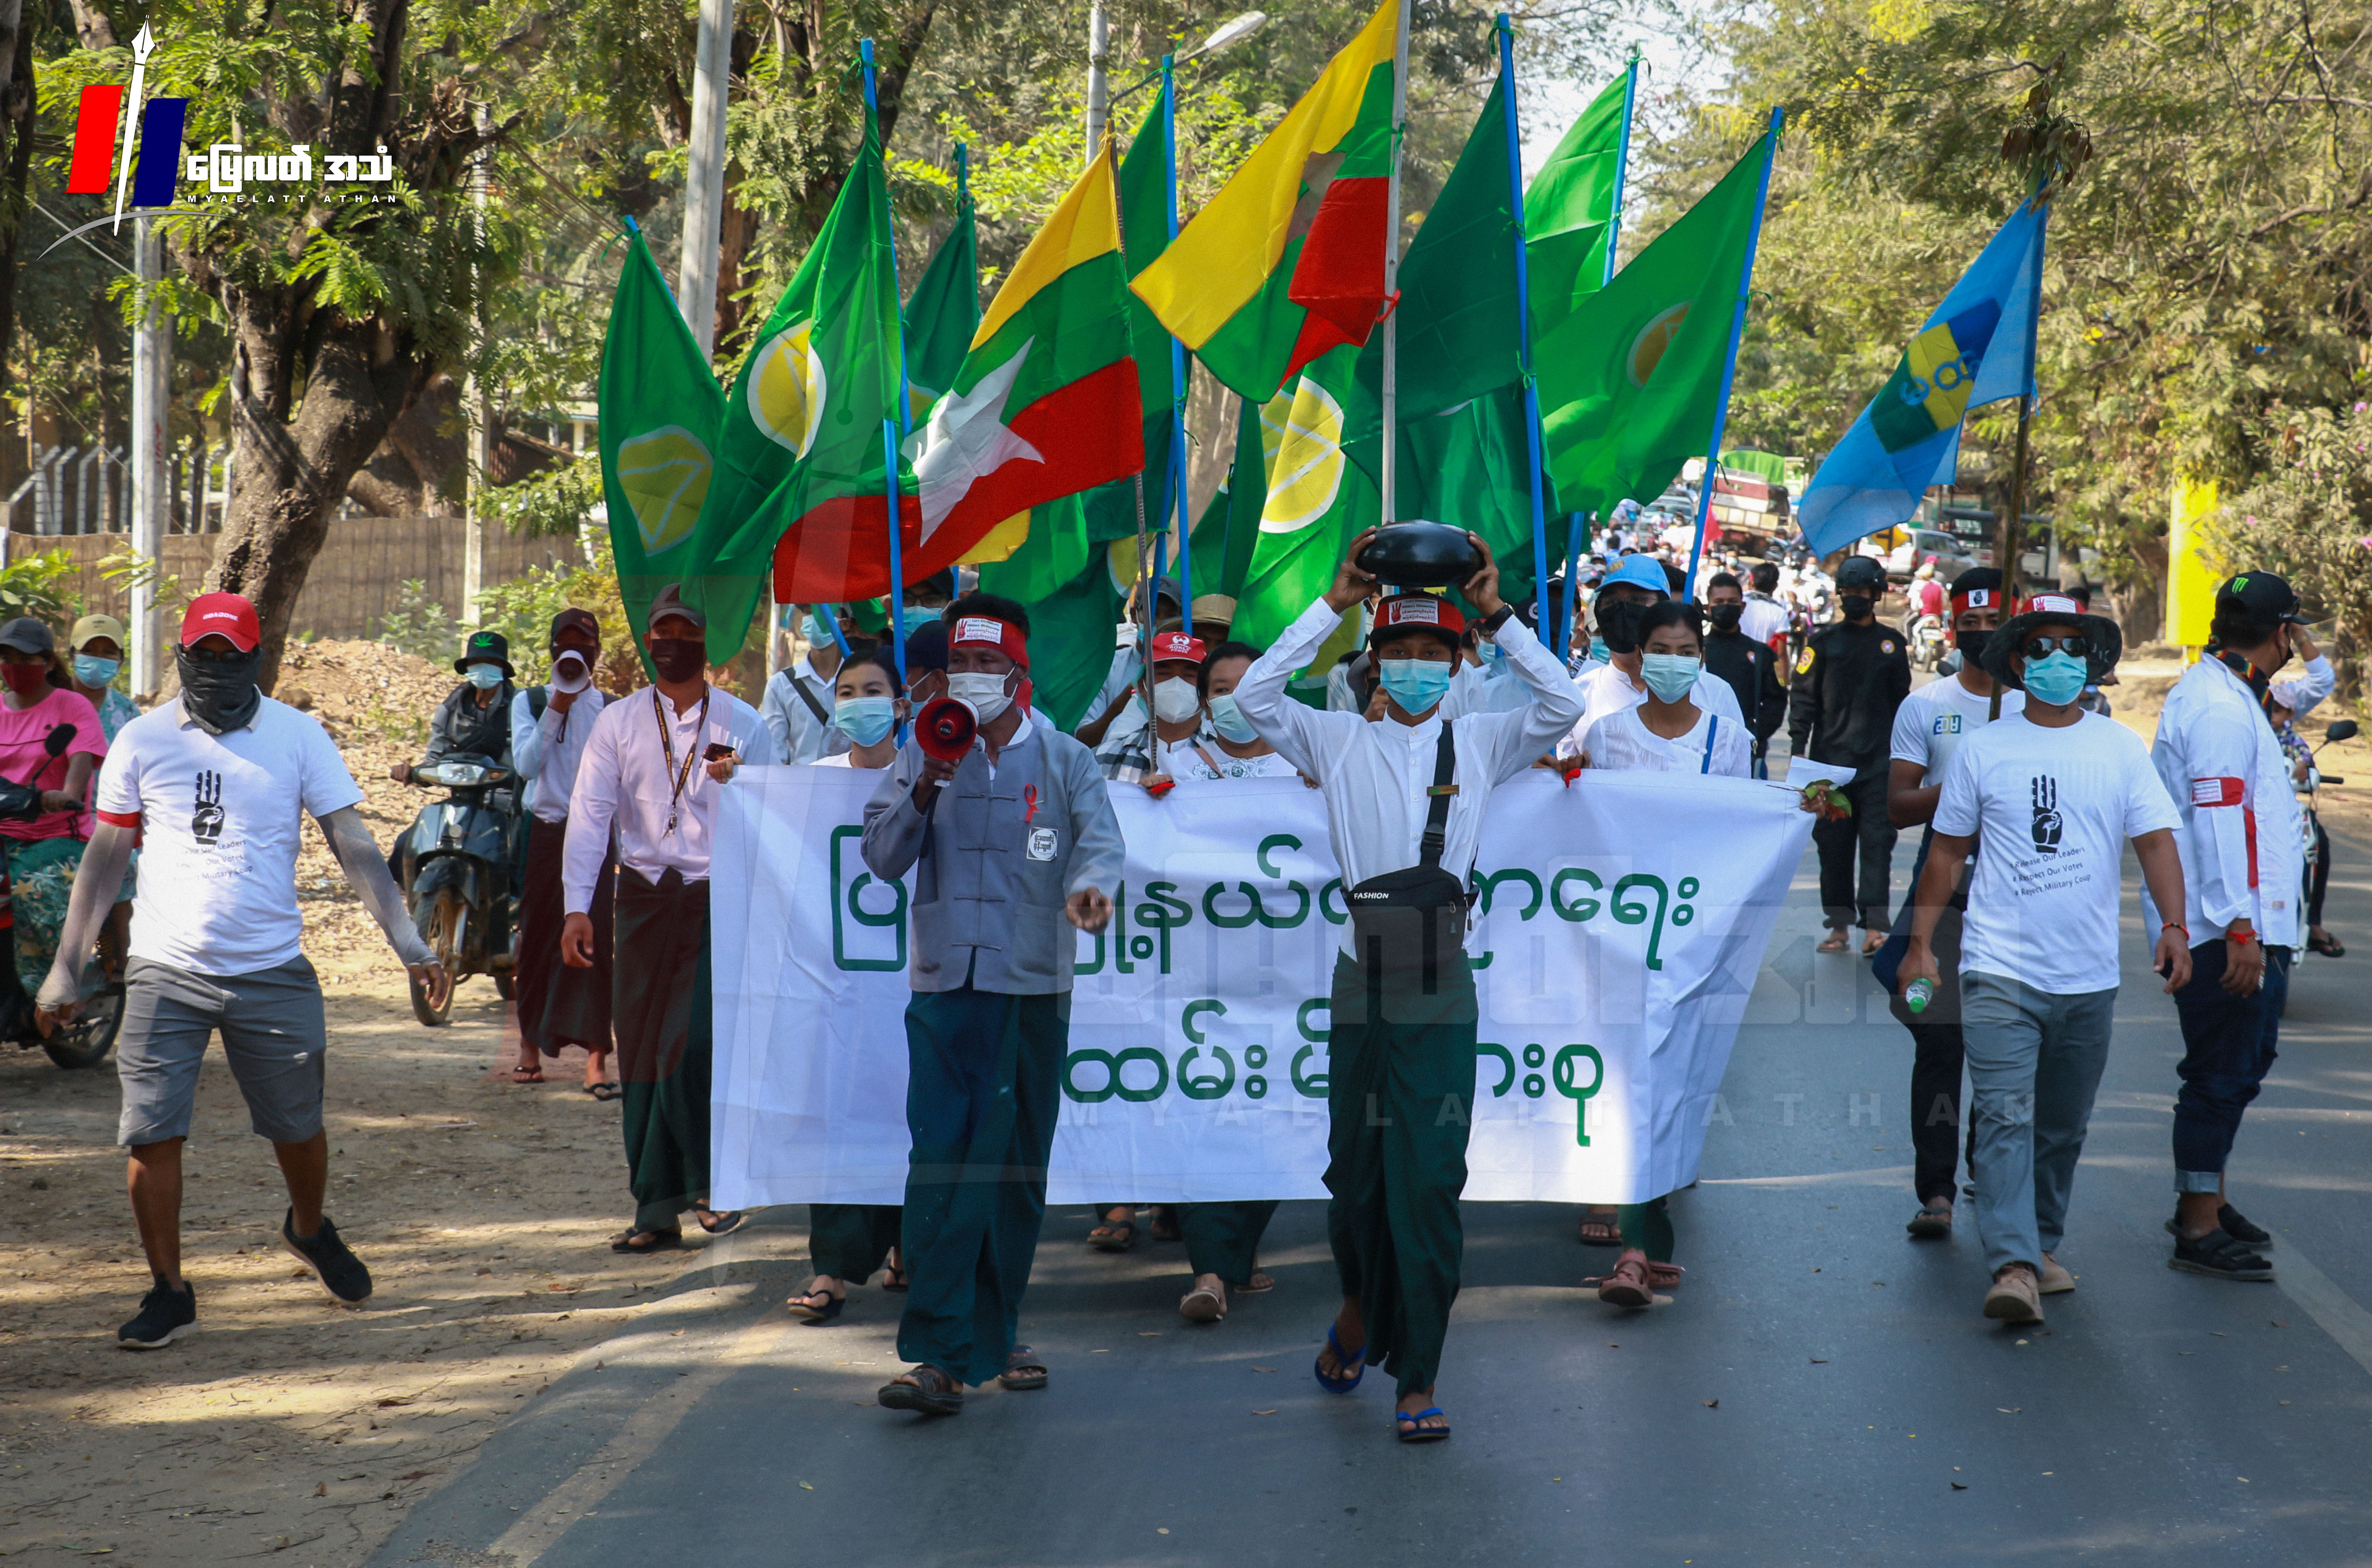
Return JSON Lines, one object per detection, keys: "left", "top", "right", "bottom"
{"left": 596, "top": 226, "right": 726, "bottom": 658}
{"left": 1131, "top": 0, "right": 1399, "bottom": 402}
{"left": 714, "top": 98, "right": 912, "bottom": 617}
{"left": 905, "top": 143, "right": 1143, "bottom": 580}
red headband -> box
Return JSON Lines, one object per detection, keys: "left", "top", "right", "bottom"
{"left": 1374, "top": 594, "right": 1466, "bottom": 637}
{"left": 950, "top": 614, "right": 1029, "bottom": 668}
{"left": 1950, "top": 587, "right": 1999, "bottom": 616}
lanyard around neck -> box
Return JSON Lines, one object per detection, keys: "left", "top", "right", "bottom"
{"left": 651, "top": 685, "right": 710, "bottom": 837}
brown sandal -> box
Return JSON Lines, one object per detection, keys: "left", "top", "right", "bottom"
{"left": 1596, "top": 1255, "right": 1655, "bottom": 1309}
{"left": 1817, "top": 929, "right": 1850, "bottom": 954}
{"left": 998, "top": 1344, "right": 1047, "bottom": 1391}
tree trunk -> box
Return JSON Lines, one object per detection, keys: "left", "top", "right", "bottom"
{"left": 208, "top": 325, "right": 431, "bottom": 691}
{"left": 0, "top": 43, "right": 33, "bottom": 404}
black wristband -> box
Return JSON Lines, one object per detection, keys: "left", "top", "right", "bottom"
{"left": 1480, "top": 605, "right": 1517, "bottom": 637}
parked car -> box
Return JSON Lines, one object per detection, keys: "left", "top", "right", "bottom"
{"left": 1883, "top": 527, "right": 1988, "bottom": 583}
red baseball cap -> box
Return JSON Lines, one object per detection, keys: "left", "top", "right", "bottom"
{"left": 181, "top": 592, "right": 261, "bottom": 652}
{"left": 1373, "top": 594, "right": 1465, "bottom": 640}
{"left": 1148, "top": 631, "right": 1207, "bottom": 665}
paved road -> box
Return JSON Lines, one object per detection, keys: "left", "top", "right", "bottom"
{"left": 377, "top": 826, "right": 2372, "bottom": 1567}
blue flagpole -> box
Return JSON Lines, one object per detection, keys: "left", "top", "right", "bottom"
{"left": 1496, "top": 15, "right": 1550, "bottom": 631}
{"left": 1562, "top": 513, "right": 1582, "bottom": 658}
{"left": 1684, "top": 106, "right": 1781, "bottom": 605}
{"left": 1164, "top": 55, "right": 1193, "bottom": 625}
{"left": 862, "top": 38, "right": 910, "bottom": 691}
{"left": 1604, "top": 49, "right": 1638, "bottom": 289}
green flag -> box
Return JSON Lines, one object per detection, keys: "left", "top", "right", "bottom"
{"left": 1020, "top": 549, "right": 1125, "bottom": 733}
{"left": 1535, "top": 131, "right": 1773, "bottom": 518}
{"left": 1526, "top": 69, "right": 1630, "bottom": 323}
{"left": 701, "top": 97, "right": 910, "bottom": 656}
{"left": 1080, "top": 92, "right": 1180, "bottom": 550}
{"left": 1188, "top": 393, "right": 1268, "bottom": 601}
{"left": 902, "top": 171, "right": 979, "bottom": 426}
{"left": 1234, "top": 343, "right": 1379, "bottom": 651}
{"left": 598, "top": 226, "right": 726, "bottom": 652}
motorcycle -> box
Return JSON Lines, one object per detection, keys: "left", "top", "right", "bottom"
{"left": 1909, "top": 613, "right": 1947, "bottom": 672}
{"left": 0, "top": 723, "right": 125, "bottom": 1069}
{"left": 396, "top": 752, "right": 521, "bottom": 1027}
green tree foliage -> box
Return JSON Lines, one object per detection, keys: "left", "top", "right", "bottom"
{"left": 1659, "top": 0, "right": 2372, "bottom": 629}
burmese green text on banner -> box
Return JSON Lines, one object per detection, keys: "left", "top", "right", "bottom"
{"left": 709, "top": 769, "right": 1812, "bottom": 1208}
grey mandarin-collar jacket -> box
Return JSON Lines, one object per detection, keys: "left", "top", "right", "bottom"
{"left": 861, "top": 714, "right": 1126, "bottom": 995}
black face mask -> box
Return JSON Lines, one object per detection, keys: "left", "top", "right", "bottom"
{"left": 1596, "top": 598, "right": 1649, "bottom": 655}
{"left": 1956, "top": 628, "right": 1992, "bottom": 665}
{"left": 1707, "top": 603, "right": 1744, "bottom": 633}
{"left": 1840, "top": 594, "right": 1874, "bottom": 622}
{"left": 648, "top": 638, "right": 707, "bottom": 684}
{"left": 176, "top": 647, "right": 263, "bottom": 735}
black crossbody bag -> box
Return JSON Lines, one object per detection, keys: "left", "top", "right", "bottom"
{"left": 1344, "top": 723, "right": 1467, "bottom": 995}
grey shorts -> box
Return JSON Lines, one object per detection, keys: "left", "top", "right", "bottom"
{"left": 115, "top": 957, "right": 329, "bottom": 1148}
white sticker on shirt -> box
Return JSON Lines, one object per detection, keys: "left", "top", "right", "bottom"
{"left": 1027, "top": 827, "right": 1059, "bottom": 861}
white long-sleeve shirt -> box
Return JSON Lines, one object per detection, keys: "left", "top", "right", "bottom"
{"left": 562, "top": 684, "right": 777, "bottom": 912}
{"left": 510, "top": 685, "right": 607, "bottom": 824}
{"left": 758, "top": 656, "right": 851, "bottom": 765}
{"left": 1235, "top": 598, "right": 1584, "bottom": 956}
{"left": 2270, "top": 653, "right": 2335, "bottom": 719}
{"left": 2145, "top": 655, "right": 2302, "bottom": 947}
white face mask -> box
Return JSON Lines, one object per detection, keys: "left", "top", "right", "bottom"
{"left": 1153, "top": 677, "right": 1202, "bottom": 724}
{"left": 550, "top": 651, "right": 592, "bottom": 694}
{"left": 946, "top": 671, "right": 1013, "bottom": 724}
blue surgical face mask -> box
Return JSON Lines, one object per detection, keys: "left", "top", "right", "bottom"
{"left": 2022, "top": 649, "right": 2089, "bottom": 707}
{"left": 464, "top": 663, "right": 505, "bottom": 690}
{"left": 1207, "top": 693, "right": 1259, "bottom": 744}
{"left": 1377, "top": 656, "right": 1454, "bottom": 715}
{"left": 1640, "top": 651, "right": 1701, "bottom": 704}
{"left": 833, "top": 694, "right": 897, "bottom": 746}
{"left": 1588, "top": 638, "right": 1612, "bottom": 665}
{"left": 74, "top": 654, "right": 120, "bottom": 688}
{"left": 807, "top": 612, "right": 839, "bottom": 648}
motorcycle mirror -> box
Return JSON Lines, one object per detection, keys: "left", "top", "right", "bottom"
{"left": 43, "top": 723, "right": 77, "bottom": 758}
{"left": 2325, "top": 719, "right": 2359, "bottom": 744}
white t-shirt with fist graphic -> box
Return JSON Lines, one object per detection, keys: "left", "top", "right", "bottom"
{"left": 1933, "top": 710, "right": 2180, "bottom": 995}
{"left": 95, "top": 696, "right": 365, "bottom": 976}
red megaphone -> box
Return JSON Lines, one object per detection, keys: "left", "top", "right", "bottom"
{"left": 916, "top": 696, "right": 978, "bottom": 762}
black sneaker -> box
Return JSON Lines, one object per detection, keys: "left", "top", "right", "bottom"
{"left": 2164, "top": 1206, "right": 2275, "bottom": 1249}
{"left": 118, "top": 1276, "right": 198, "bottom": 1350}
{"left": 283, "top": 1210, "right": 374, "bottom": 1302}
{"left": 2168, "top": 1227, "right": 2275, "bottom": 1282}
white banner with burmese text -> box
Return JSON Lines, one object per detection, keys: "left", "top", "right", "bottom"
{"left": 709, "top": 768, "right": 1810, "bottom": 1207}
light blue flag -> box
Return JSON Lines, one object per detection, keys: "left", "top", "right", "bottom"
{"left": 1797, "top": 200, "right": 2047, "bottom": 555}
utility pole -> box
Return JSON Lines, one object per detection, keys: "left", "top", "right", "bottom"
{"left": 1085, "top": 2, "right": 1109, "bottom": 163}
{"left": 462, "top": 102, "right": 492, "bottom": 626}
{"left": 678, "top": 0, "right": 735, "bottom": 355}
{"left": 129, "top": 215, "right": 168, "bottom": 698}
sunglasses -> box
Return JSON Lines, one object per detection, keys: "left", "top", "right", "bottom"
{"left": 2022, "top": 635, "right": 2091, "bottom": 659}
{"left": 182, "top": 643, "right": 253, "bottom": 665}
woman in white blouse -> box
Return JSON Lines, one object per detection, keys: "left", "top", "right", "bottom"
{"left": 1173, "top": 641, "right": 1309, "bottom": 783}
{"left": 790, "top": 647, "right": 911, "bottom": 1324}
{"left": 1576, "top": 601, "right": 1751, "bottom": 779}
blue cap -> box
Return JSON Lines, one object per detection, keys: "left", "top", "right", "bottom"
{"left": 1601, "top": 554, "right": 1672, "bottom": 595}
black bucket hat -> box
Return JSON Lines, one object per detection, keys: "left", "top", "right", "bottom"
{"left": 454, "top": 629, "right": 514, "bottom": 677}
{"left": 1980, "top": 591, "right": 2124, "bottom": 689}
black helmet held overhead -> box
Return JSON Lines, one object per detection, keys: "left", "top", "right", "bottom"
{"left": 1835, "top": 555, "right": 1888, "bottom": 594}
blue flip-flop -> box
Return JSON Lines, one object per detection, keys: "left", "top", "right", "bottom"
{"left": 1394, "top": 1406, "right": 1451, "bottom": 1443}
{"left": 1314, "top": 1323, "right": 1367, "bottom": 1393}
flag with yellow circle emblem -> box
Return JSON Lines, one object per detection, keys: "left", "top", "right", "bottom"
{"left": 1231, "top": 342, "right": 1379, "bottom": 650}
{"left": 597, "top": 225, "right": 726, "bottom": 655}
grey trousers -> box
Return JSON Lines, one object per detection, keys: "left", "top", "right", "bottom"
{"left": 1960, "top": 971, "right": 2118, "bottom": 1276}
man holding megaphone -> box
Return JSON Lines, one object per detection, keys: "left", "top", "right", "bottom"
{"left": 860, "top": 593, "right": 1124, "bottom": 1417}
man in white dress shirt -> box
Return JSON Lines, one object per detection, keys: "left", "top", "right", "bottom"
{"left": 2149, "top": 571, "right": 2310, "bottom": 1283}
{"left": 561, "top": 585, "right": 778, "bottom": 1252}
{"left": 759, "top": 605, "right": 857, "bottom": 765}
{"left": 1236, "top": 529, "right": 1582, "bottom": 1444}
{"left": 510, "top": 608, "right": 613, "bottom": 1093}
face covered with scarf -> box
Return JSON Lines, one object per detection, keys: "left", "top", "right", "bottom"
{"left": 178, "top": 635, "right": 264, "bottom": 735}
